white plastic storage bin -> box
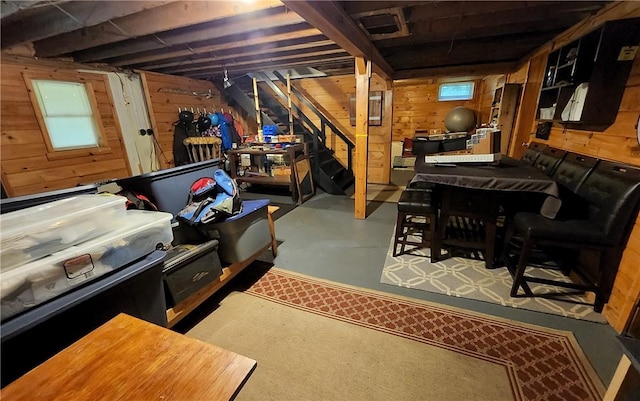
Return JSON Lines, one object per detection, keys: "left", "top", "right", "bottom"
{"left": 0, "top": 210, "right": 173, "bottom": 321}
{"left": 0, "top": 194, "right": 127, "bottom": 272}
{"left": 203, "top": 199, "right": 270, "bottom": 264}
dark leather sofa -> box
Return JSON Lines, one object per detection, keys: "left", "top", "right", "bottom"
{"left": 503, "top": 144, "right": 640, "bottom": 311}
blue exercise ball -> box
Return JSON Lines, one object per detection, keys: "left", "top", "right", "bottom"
{"left": 444, "top": 106, "right": 476, "bottom": 133}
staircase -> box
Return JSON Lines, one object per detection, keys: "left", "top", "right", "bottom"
{"left": 224, "top": 73, "right": 354, "bottom": 195}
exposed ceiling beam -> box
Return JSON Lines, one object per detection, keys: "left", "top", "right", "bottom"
{"left": 282, "top": 0, "right": 393, "bottom": 81}
{"left": 394, "top": 61, "right": 519, "bottom": 80}
{"left": 156, "top": 46, "right": 347, "bottom": 75}
{"left": 136, "top": 37, "right": 333, "bottom": 71}
{"left": 2, "top": 1, "right": 171, "bottom": 49}
{"left": 33, "top": 0, "right": 283, "bottom": 57}
{"left": 72, "top": 7, "right": 304, "bottom": 62}
{"left": 186, "top": 55, "right": 354, "bottom": 79}
{"left": 109, "top": 25, "right": 322, "bottom": 67}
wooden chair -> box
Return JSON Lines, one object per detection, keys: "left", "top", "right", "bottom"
{"left": 183, "top": 137, "right": 222, "bottom": 163}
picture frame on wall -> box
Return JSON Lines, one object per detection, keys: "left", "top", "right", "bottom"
{"left": 349, "top": 91, "right": 383, "bottom": 126}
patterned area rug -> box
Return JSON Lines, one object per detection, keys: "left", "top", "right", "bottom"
{"left": 190, "top": 268, "right": 604, "bottom": 401}
{"left": 381, "top": 234, "right": 607, "bottom": 323}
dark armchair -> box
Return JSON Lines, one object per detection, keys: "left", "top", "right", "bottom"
{"left": 503, "top": 160, "right": 640, "bottom": 311}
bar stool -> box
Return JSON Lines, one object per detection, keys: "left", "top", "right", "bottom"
{"left": 393, "top": 188, "right": 438, "bottom": 257}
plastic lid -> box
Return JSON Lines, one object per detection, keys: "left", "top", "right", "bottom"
{"left": 0, "top": 194, "right": 127, "bottom": 240}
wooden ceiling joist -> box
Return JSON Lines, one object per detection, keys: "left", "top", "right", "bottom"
{"left": 394, "top": 61, "right": 519, "bottom": 80}
{"left": 186, "top": 55, "right": 354, "bottom": 79}
{"left": 1, "top": 1, "right": 171, "bottom": 49}
{"left": 109, "top": 25, "right": 322, "bottom": 68}
{"left": 138, "top": 37, "right": 333, "bottom": 71}
{"left": 282, "top": 0, "right": 394, "bottom": 81}
{"left": 71, "top": 7, "right": 304, "bottom": 63}
{"left": 157, "top": 46, "right": 349, "bottom": 75}
{"left": 32, "top": 0, "right": 283, "bottom": 58}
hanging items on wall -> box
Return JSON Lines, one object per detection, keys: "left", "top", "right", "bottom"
{"left": 172, "top": 109, "right": 197, "bottom": 166}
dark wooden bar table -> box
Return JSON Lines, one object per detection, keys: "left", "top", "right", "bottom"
{"left": 412, "top": 155, "right": 562, "bottom": 268}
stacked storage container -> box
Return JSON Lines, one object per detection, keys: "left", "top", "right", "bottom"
{"left": 0, "top": 194, "right": 173, "bottom": 321}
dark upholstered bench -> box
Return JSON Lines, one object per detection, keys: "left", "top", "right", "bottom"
{"left": 503, "top": 158, "right": 640, "bottom": 311}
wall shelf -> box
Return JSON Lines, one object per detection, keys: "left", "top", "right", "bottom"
{"left": 536, "top": 17, "right": 640, "bottom": 131}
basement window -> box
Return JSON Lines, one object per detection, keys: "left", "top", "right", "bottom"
{"left": 438, "top": 82, "right": 475, "bottom": 101}
{"left": 23, "top": 72, "right": 111, "bottom": 160}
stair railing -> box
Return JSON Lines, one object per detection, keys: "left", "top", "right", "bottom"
{"left": 271, "top": 71, "right": 354, "bottom": 173}
{"left": 254, "top": 72, "right": 334, "bottom": 176}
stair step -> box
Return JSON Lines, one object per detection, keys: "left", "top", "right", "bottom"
{"left": 320, "top": 159, "right": 346, "bottom": 180}
{"left": 317, "top": 149, "right": 335, "bottom": 162}
{"left": 334, "top": 171, "right": 355, "bottom": 189}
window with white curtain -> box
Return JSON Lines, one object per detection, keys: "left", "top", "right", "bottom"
{"left": 31, "top": 80, "right": 101, "bottom": 150}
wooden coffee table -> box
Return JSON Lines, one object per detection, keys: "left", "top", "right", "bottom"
{"left": 2, "top": 314, "right": 256, "bottom": 401}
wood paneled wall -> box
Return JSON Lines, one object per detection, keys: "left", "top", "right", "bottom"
{"left": 294, "top": 74, "right": 392, "bottom": 184}
{"left": 391, "top": 78, "right": 481, "bottom": 142}
{"left": 140, "top": 71, "right": 256, "bottom": 169}
{"left": 1, "top": 59, "right": 130, "bottom": 197}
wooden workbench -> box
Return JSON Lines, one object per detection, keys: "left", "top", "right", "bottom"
{"left": 2, "top": 314, "right": 256, "bottom": 401}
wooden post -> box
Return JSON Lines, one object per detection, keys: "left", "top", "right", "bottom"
{"left": 383, "top": 79, "right": 394, "bottom": 184}
{"left": 509, "top": 53, "right": 546, "bottom": 159}
{"left": 287, "top": 73, "right": 294, "bottom": 135}
{"left": 354, "top": 57, "right": 372, "bottom": 219}
{"left": 252, "top": 76, "right": 263, "bottom": 140}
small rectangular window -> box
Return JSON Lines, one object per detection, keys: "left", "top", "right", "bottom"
{"left": 32, "top": 80, "right": 100, "bottom": 150}
{"left": 23, "top": 71, "right": 112, "bottom": 161}
{"left": 438, "top": 82, "right": 475, "bottom": 101}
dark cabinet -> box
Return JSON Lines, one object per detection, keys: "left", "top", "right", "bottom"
{"left": 537, "top": 17, "right": 640, "bottom": 131}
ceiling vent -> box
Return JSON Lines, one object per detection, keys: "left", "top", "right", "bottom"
{"left": 354, "top": 7, "right": 409, "bottom": 41}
